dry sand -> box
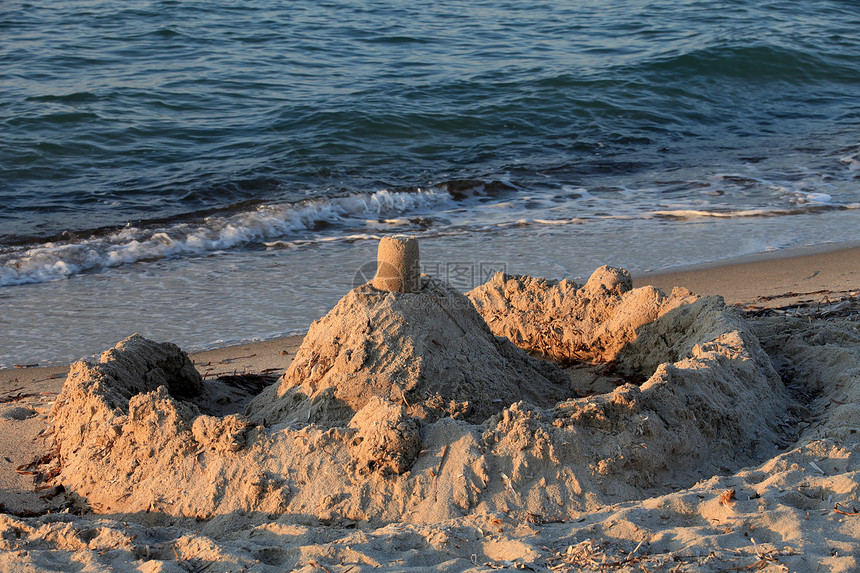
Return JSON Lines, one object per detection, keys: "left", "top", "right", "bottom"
{"left": 635, "top": 243, "right": 860, "bottom": 308}
{"left": 0, "top": 244, "right": 859, "bottom": 572}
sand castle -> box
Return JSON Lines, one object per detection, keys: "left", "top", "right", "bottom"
{"left": 46, "top": 236, "right": 789, "bottom": 523}
{"left": 245, "top": 234, "right": 568, "bottom": 428}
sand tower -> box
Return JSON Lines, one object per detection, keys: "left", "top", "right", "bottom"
{"left": 372, "top": 235, "right": 420, "bottom": 293}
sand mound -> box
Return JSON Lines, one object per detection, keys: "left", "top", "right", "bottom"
{"left": 44, "top": 264, "right": 789, "bottom": 524}
{"left": 49, "top": 336, "right": 235, "bottom": 515}
{"left": 467, "top": 266, "right": 701, "bottom": 371}
{"left": 348, "top": 397, "right": 422, "bottom": 475}
{"left": 245, "top": 276, "right": 568, "bottom": 426}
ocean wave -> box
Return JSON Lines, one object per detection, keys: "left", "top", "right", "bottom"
{"left": 640, "top": 43, "right": 854, "bottom": 83}
{"left": 0, "top": 188, "right": 452, "bottom": 286}
{"left": 841, "top": 152, "right": 860, "bottom": 171}
{"left": 648, "top": 203, "right": 859, "bottom": 221}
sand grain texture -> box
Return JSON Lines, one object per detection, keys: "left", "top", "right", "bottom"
{"left": 1, "top": 260, "right": 860, "bottom": 572}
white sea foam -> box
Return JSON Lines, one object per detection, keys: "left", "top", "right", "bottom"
{"left": 3, "top": 176, "right": 858, "bottom": 289}
{"left": 840, "top": 153, "right": 860, "bottom": 171}
{"left": 530, "top": 218, "right": 581, "bottom": 225}
{"left": 648, "top": 209, "right": 777, "bottom": 219}
{"left": 561, "top": 185, "right": 594, "bottom": 199}
{"left": 0, "top": 188, "right": 452, "bottom": 286}
{"left": 802, "top": 192, "right": 833, "bottom": 203}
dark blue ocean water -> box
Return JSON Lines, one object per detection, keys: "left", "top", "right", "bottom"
{"left": 2, "top": 0, "right": 860, "bottom": 366}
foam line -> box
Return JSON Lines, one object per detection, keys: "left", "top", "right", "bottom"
{"left": 0, "top": 188, "right": 451, "bottom": 286}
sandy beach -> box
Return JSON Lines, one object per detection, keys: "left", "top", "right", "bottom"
{"left": 637, "top": 244, "right": 860, "bottom": 308}
{"left": 1, "top": 243, "right": 859, "bottom": 572}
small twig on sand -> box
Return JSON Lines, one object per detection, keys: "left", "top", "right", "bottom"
{"left": 307, "top": 560, "right": 332, "bottom": 573}
{"left": 501, "top": 473, "right": 516, "bottom": 497}
{"left": 625, "top": 540, "right": 644, "bottom": 562}
{"left": 429, "top": 295, "right": 466, "bottom": 335}
{"left": 433, "top": 445, "right": 451, "bottom": 502}
{"left": 834, "top": 503, "right": 860, "bottom": 516}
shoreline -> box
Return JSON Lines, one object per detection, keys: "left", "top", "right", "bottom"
{"left": 2, "top": 241, "right": 858, "bottom": 384}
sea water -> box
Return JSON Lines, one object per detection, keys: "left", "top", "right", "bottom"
{"left": 2, "top": 0, "right": 859, "bottom": 367}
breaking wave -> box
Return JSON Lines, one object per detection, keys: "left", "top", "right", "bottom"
{"left": 0, "top": 188, "right": 452, "bottom": 286}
